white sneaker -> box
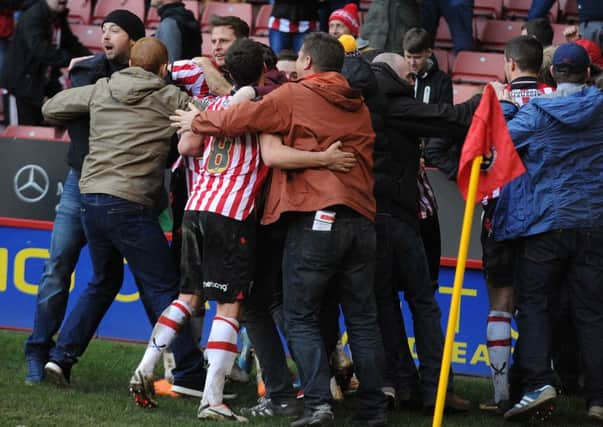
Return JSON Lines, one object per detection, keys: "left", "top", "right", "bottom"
{"left": 198, "top": 403, "right": 248, "bottom": 422}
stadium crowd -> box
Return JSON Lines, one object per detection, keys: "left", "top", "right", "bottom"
{"left": 0, "top": 0, "right": 602, "bottom": 425}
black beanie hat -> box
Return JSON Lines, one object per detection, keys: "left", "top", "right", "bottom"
{"left": 102, "top": 9, "right": 145, "bottom": 41}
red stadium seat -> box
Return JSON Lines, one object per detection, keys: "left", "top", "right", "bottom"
{"left": 474, "top": 0, "right": 503, "bottom": 19}
{"left": 451, "top": 51, "right": 505, "bottom": 83}
{"left": 253, "top": 4, "right": 272, "bottom": 36}
{"left": 359, "top": 0, "right": 372, "bottom": 11}
{"left": 434, "top": 17, "right": 453, "bottom": 50}
{"left": 67, "top": 0, "right": 92, "bottom": 24}
{"left": 1, "top": 125, "right": 64, "bottom": 141}
{"left": 92, "top": 0, "right": 145, "bottom": 25}
{"left": 433, "top": 48, "right": 450, "bottom": 73}
{"left": 453, "top": 83, "right": 482, "bottom": 104}
{"left": 200, "top": 2, "right": 252, "bottom": 32}
{"left": 70, "top": 24, "right": 103, "bottom": 53}
{"left": 251, "top": 35, "right": 269, "bottom": 46}
{"left": 476, "top": 19, "right": 523, "bottom": 51}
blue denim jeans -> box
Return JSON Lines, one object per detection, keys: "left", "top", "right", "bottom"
{"left": 282, "top": 208, "right": 387, "bottom": 418}
{"left": 513, "top": 228, "right": 603, "bottom": 407}
{"left": 527, "top": 0, "right": 556, "bottom": 19}
{"left": 269, "top": 29, "right": 307, "bottom": 54}
{"left": 49, "top": 194, "right": 205, "bottom": 384}
{"left": 25, "top": 168, "right": 86, "bottom": 362}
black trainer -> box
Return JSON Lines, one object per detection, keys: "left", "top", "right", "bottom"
{"left": 240, "top": 397, "right": 302, "bottom": 417}
{"left": 290, "top": 404, "right": 334, "bottom": 427}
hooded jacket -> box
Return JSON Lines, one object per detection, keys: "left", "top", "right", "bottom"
{"left": 156, "top": 2, "right": 201, "bottom": 62}
{"left": 1, "top": 0, "right": 90, "bottom": 105}
{"left": 371, "top": 62, "right": 479, "bottom": 225}
{"left": 191, "top": 71, "right": 376, "bottom": 225}
{"left": 493, "top": 84, "right": 603, "bottom": 241}
{"left": 42, "top": 67, "right": 191, "bottom": 208}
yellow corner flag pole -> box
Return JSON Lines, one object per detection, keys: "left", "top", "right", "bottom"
{"left": 432, "top": 155, "right": 483, "bottom": 427}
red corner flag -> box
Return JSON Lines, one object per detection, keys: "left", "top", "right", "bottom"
{"left": 457, "top": 84, "right": 525, "bottom": 202}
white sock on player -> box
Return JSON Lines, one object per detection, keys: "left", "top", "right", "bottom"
{"left": 487, "top": 310, "right": 512, "bottom": 403}
{"left": 202, "top": 316, "right": 239, "bottom": 406}
{"left": 136, "top": 299, "right": 193, "bottom": 376}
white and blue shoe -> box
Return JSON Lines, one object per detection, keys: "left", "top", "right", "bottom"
{"left": 504, "top": 385, "right": 556, "bottom": 421}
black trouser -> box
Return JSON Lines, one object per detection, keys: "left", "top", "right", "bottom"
{"left": 283, "top": 208, "right": 387, "bottom": 418}
{"left": 513, "top": 228, "right": 603, "bottom": 407}
{"left": 16, "top": 97, "right": 44, "bottom": 126}
{"left": 374, "top": 214, "right": 452, "bottom": 404}
{"left": 243, "top": 221, "right": 295, "bottom": 403}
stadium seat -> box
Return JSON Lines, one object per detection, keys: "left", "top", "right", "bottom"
{"left": 434, "top": 17, "right": 453, "bottom": 50}
{"left": 474, "top": 0, "right": 503, "bottom": 19}
{"left": 67, "top": 0, "right": 92, "bottom": 24}
{"left": 253, "top": 4, "right": 272, "bottom": 36}
{"left": 70, "top": 24, "right": 103, "bottom": 53}
{"left": 1, "top": 125, "right": 64, "bottom": 141}
{"left": 453, "top": 83, "right": 482, "bottom": 104}
{"left": 476, "top": 19, "right": 523, "bottom": 51}
{"left": 200, "top": 2, "right": 252, "bottom": 32}
{"left": 146, "top": 1, "right": 199, "bottom": 28}
{"left": 92, "top": 0, "right": 145, "bottom": 24}
{"left": 433, "top": 48, "right": 450, "bottom": 73}
{"left": 451, "top": 51, "right": 505, "bottom": 83}
{"left": 502, "top": 0, "right": 558, "bottom": 21}
{"left": 559, "top": 0, "right": 578, "bottom": 22}
{"left": 145, "top": 27, "right": 155, "bottom": 37}
{"left": 359, "top": 0, "right": 372, "bottom": 11}
{"left": 251, "top": 35, "right": 269, "bottom": 46}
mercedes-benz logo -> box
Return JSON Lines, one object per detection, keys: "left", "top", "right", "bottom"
{"left": 14, "top": 164, "right": 50, "bottom": 203}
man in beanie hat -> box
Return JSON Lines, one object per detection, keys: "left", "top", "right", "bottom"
{"left": 0, "top": 0, "right": 91, "bottom": 125}
{"left": 329, "top": 2, "right": 360, "bottom": 38}
{"left": 491, "top": 42, "right": 603, "bottom": 422}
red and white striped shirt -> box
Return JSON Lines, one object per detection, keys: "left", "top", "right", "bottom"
{"left": 185, "top": 96, "right": 269, "bottom": 221}
{"left": 268, "top": 16, "right": 319, "bottom": 34}
{"left": 171, "top": 60, "right": 211, "bottom": 99}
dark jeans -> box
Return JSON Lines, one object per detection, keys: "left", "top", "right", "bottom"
{"left": 375, "top": 215, "right": 452, "bottom": 403}
{"left": 49, "top": 194, "right": 205, "bottom": 384}
{"left": 513, "top": 228, "right": 603, "bottom": 407}
{"left": 421, "top": 0, "right": 474, "bottom": 52}
{"left": 269, "top": 29, "right": 307, "bottom": 54}
{"left": 16, "top": 97, "right": 44, "bottom": 126}
{"left": 527, "top": 0, "right": 556, "bottom": 19}
{"left": 25, "top": 169, "right": 86, "bottom": 362}
{"left": 243, "top": 221, "right": 295, "bottom": 403}
{"left": 282, "top": 209, "right": 387, "bottom": 418}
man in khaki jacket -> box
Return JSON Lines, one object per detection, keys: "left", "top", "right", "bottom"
{"left": 40, "top": 37, "right": 205, "bottom": 389}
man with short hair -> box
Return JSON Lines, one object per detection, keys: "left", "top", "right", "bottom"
{"left": 492, "top": 42, "right": 603, "bottom": 423}
{"left": 40, "top": 37, "right": 206, "bottom": 393}
{"left": 521, "top": 18, "right": 554, "bottom": 48}
{"left": 23, "top": 10, "right": 146, "bottom": 384}
{"left": 152, "top": 0, "right": 200, "bottom": 62}
{"left": 1, "top": 0, "right": 90, "bottom": 124}
{"left": 276, "top": 49, "right": 299, "bottom": 81}
{"left": 173, "top": 32, "right": 389, "bottom": 427}
{"left": 478, "top": 34, "right": 553, "bottom": 415}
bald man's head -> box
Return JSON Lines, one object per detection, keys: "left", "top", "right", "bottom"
{"left": 373, "top": 52, "right": 413, "bottom": 83}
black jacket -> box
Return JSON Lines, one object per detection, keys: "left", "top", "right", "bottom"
{"left": 157, "top": 2, "right": 201, "bottom": 61}
{"left": 371, "top": 62, "right": 480, "bottom": 225}
{"left": 65, "top": 54, "right": 126, "bottom": 172}
{"left": 271, "top": 0, "right": 319, "bottom": 22}
{"left": 1, "top": 0, "right": 90, "bottom": 105}
{"left": 578, "top": 0, "right": 603, "bottom": 22}
{"left": 415, "top": 58, "right": 452, "bottom": 105}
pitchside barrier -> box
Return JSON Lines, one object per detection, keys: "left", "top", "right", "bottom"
{"left": 0, "top": 137, "right": 516, "bottom": 377}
